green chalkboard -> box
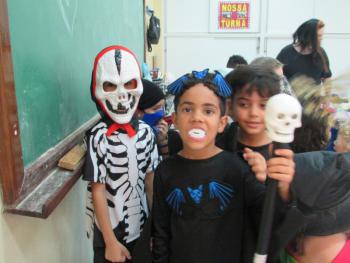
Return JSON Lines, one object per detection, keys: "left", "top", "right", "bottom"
{"left": 7, "top": 0, "right": 144, "bottom": 166}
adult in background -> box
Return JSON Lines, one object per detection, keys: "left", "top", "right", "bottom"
{"left": 277, "top": 18, "right": 332, "bottom": 84}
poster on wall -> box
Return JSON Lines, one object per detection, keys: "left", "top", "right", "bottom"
{"left": 209, "top": 0, "right": 260, "bottom": 33}
{"left": 219, "top": 2, "right": 250, "bottom": 29}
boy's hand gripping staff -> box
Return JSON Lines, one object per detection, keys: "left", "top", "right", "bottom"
{"left": 254, "top": 94, "right": 302, "bottom": 263}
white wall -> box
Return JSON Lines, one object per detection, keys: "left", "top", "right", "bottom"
{"left": 145, "top": 0, "right": 165, "bottom": 73}
{"left": 164, "top": 0, "right": 350, "bottom": 78}
{"left": 0, "top": 181, "right": 92, "bottom": 263}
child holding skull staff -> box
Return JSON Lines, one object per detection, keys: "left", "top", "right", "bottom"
{"left": 224, "top": 65, "right": 296, "bottom": 199}
{"left": 221, "top": 65, "right": 298, "bottom": 262}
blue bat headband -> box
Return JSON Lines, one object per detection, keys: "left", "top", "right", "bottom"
{"left": 167, "top": 68, "right": 232, "bottom": 98}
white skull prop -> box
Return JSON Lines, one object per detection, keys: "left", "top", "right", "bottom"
{"left": 265, "top": 93, "right": 302, "bottom": 143}
{"left": 92, "top": 46, "right": 143, "bottom": 124}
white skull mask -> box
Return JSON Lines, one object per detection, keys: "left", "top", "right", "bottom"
{"left": 265, "top": 94, "right": 302, "bottom": 143}
{"left": 92, "top": 46, "right": 143, "bottom": 124}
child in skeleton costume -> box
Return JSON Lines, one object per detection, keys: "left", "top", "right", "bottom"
{"left": 152, "top": 70, "right": 295, "bottom": 263}
{"left": 83, "top": 46, "right": 159, "bottom": 263}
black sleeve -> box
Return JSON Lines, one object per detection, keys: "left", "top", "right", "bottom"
{"left": 152, "top": 167, "right": 171, "bottom": 263}
{"left": 215, "top": 122, "right": 238, "bottom": 152}
{"left": 276, "top": 46, "right": 288, "bottom": 65}
{"left": 321, "top": 47, "right": 332, "bottom": 78}
{"left": 168, "top": 129, "right": 183, "bottom": 156}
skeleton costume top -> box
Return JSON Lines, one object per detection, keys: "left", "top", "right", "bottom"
{"left": 83, "top": 46, "right": 159, "bottom": 246}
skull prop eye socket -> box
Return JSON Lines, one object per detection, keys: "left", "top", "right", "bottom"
{"left": 265, "top": 94, "right": 302, "bottom": 143}
{"left": 277, "top": 113, "right": 285, "bottom": 119}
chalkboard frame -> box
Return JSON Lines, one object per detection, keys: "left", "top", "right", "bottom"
{"left": 1, "top": 0, "right": 100, "bottom": 218}
{"left": 0, "top": 0, "right": 98, "bottom": 216}
{"left": 0, "top": 0, "right": 24, "bottom": 205}
{"left": 0, "top": 0, "right": 148, "bottom": 218}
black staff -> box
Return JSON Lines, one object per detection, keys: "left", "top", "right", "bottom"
{"left": 254, "top": 94, "right": 302, "bottom": 263}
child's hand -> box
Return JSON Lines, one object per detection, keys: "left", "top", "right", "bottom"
{"left": 105, "top": 240, "right": 131, "bottom": 262}
{"left": 243, "top": 147, "right": 267, "bottom": 182}
{"left": 157, "top": 119, "right": 169, "bottom": 142}
{"left": 266, "top": 149, "right": 295, "bottom": 202}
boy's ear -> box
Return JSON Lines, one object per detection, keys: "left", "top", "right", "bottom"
{"left": 171, "top": 112, "right": 177, "bottom": 129}
{"left": 218, "top": 115, "right": 228, "bottom": 133}
{"left": 225, "top": 98, "right": 233, "bottom": 117}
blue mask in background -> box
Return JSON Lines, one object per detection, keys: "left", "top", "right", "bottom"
{"left": 142, "top": 109, "right": 164, "bottom": 128}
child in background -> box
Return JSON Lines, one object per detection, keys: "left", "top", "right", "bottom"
{"left": 277, "top": 151, "right": 350, "bottom": 263}
{"left": 334, "top": 118, "right": 350, "bottom": 153}
{"left": 152, "top": 70, "right": 294, "bottom": 263}
{"left": 263, "top": 86, "right": 350, "bottom": 262}
{"left": 138, "top": 79, "right": 169, "bottom": 156}
{"left": 224, "top": 65, "right": 293, "bottom": 191}
{"left": 83, "top": 46, "right": 159, "bottom": 263}
{"left": 226, "top": 54, "right": 248, "bottom": 69}
{"left": 250, "top": 56, "right": 294, "bottom": 96}
{"left": 273, "top": 112, "right": 350, "bottom": 262}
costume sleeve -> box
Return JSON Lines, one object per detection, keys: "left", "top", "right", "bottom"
{"left": 152, "top": 167, "right": 171, "bottom": 263}
{"left": 82, "top": 124, "right": 108, "bottom": 184}
{"left": 146, "top": 127, "right": 160, "bottom": 173}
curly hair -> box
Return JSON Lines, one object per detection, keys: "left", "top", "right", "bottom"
{"left": 290, "top": 113, "right": 330, "bottom": 153}
{"left": 173, "top": 75, "right": 227, "bottom": 116}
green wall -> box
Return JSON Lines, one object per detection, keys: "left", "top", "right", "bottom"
{"left": 7, "top": 0, "right": 144, "bottom": 166}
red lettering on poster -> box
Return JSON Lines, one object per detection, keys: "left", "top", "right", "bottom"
{"left": 218, "top": 2, "right": 250, "bottom": 29}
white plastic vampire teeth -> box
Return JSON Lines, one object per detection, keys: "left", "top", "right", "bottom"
{"left": 188, "top": 129, "right": 206, "bottom": 140}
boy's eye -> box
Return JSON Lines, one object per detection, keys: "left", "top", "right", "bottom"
{"left": 238, "top": 102, "right": 248, "bottom": 108}
{"left": 181, "top": 107, "right": 192, "bottom": 113}
{"left": 204, "top": 109, "right": 215, "bottom": 115}
{"left": 260, "top": 103, "right": 267, "bottom": 109}
{"left": 124, "top": 79, "right": 137, "bottom": 90}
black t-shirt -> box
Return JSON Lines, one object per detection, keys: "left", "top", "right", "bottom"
{"left": 236, "top": 141, "right": 270, "bottom": 161}
{"left": 276, "top": 44, "right": 332, "bottom": 84}
{"left": 152, "top": 151, "right": 265, "bottom": 263}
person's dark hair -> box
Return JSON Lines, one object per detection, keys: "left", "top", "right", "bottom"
{"left": 138, "top": 79, "right": 165, "bottom": 111}
{"left": 173, "top": 76, "right": 226, "bottom": 116}
{"left": 290, "top": 114, "right": 329, "bottom": 153}
{"left": 226, "top": 55, "right": 248, "bottom": 68}
{"left": 290, "top": 87, "right": 331, "bottom": 153}
{"left": 225, "top": 65, "right": 280, "bottom": 101}
{"left": 250, "top": 57, "right": 283, "bottom": 71}
{"left": 293, "top": 18, "right": 329, "bottom": 73}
